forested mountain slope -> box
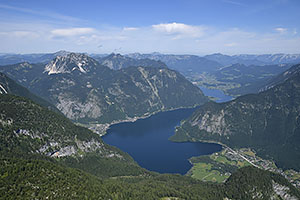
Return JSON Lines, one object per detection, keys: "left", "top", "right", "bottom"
{"left": 173, "top": 64, "right": 300, "bottom": 170}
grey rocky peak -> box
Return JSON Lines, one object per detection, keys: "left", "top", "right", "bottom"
{"left": 44, "top": 52, "right": 99, "bottom": 75}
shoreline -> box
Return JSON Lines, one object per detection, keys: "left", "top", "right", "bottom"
{"left": 80, "top": 104, "right": 201, "bottom": 137}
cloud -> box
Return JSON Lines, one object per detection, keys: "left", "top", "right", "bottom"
{"left": 152, "top": 22, "right": 205, "bottom": 38}
{"left": 0, "top": 30, "right": 40, "bottom": 39}
{"left": 274, "top": 27, "right": 287, "bottom": 34}
{"left": 123, "top": 27, "right": 139, "bottom": 31}
{"left": 293, "top": 29, "right": 298, "bottom": 35}
{"left": 0, "top": 20, "right": 299, "bottom": 54}
{"left": 51, "top": 28, "right": 95, "bottom": 37}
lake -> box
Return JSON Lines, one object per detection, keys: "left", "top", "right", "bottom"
{"left": 102, "top": 107, "right": 222, "bottom": 174}
{"left": 199, "top": 86, "right": 233, "bottom": 103}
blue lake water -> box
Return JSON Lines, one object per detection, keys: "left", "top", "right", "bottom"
{"left": 102, "top": 108, "right": 222, "bottom": 174}
{"left": 199, "top": 86, "right": 233, "bottom": 103}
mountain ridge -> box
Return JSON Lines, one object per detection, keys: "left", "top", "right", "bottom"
{"left": 0, "top": 53, "right": 208, "bottom": 124}
{"left": 173, "top": 63, "right": 300, "bottom": 170}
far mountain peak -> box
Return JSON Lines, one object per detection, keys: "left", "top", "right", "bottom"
{"left": 44, "top": 53, "right": 99, "bottom": 75}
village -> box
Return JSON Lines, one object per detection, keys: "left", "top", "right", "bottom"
{"left": 223, "top": 147, "right": 300, "bottom": 189}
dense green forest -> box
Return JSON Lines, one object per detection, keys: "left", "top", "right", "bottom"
{"left": 1, "top": 156, "right": 299, "bottom": 199}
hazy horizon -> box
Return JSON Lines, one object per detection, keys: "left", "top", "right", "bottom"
{"left": 1, "top": 50, "right": 300, "bottom": 57}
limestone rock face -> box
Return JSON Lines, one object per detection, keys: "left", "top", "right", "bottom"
{"left": 1, "top": 53, "right": 208, "bottom": 123}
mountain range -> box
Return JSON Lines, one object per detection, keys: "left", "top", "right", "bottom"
{"left": 0, "top": 53, "right": 208, "bottom": 124}
{"left": 95, "top": 53, "right": 167, "bottom": 70}
{"left": 2, "top": 51, "right": 300, "bottom": 98}
{"left": 2, "top": 51, "right": 299, "bottom": 69}
{"left": 205, "top": 53, "right": 300, "bottom": 66}
{"left": 127, "top": 52, "right": 223, "bottom": 74}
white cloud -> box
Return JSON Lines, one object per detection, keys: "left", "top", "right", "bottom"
{"left": 0, "top": 21, "right": 300, "bottom": 54}
{"left": 123, "top": 27, "right": 139, "bottom": 31}
{"left": 274, "top": 27, "right": 287, "bottom": 34}
{"left": 152, "top": 22, "right": 205, "bottom": 38}
{"left": 51, "top": 28, "right": 95, "bottom": 37}
{"left": 0, "top": 31, "right": 39, "bottom": 38}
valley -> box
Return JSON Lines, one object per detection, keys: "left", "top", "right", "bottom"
{"left": 2, "top": 1, "right": 300, "bottom": 198}
{"left": 0, "top": 51, "right": 300, "bottom": 199}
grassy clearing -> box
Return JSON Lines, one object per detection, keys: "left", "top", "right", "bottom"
{"left": 188, "top": 149, "right": 253, "bottom": 183}
{"left": 190, "top": 162, "right": 229, "bottom": 183}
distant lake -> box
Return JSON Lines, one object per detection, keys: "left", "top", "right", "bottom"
{"left": 199, "top": 86, "right": 233, "bottom": 103}
{"left": 102, "top": 108, "right": 222, "bottom": 174}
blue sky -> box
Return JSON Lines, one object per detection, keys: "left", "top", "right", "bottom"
{"left": 0, "top": 0, "right": 300, "bottom": 55}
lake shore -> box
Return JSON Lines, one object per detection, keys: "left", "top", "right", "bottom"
{"left": 81, "top": 104, "right": 201, "bottom": 137}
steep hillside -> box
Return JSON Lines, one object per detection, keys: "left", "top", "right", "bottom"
{"left": 173, "top": 63, "right": 300, "bottom": 170}
{"left": 0, "top": 53, "right": 208, "bottom": 124}
{"left": 224, "top": 166, "right": 300, "bottom": 199}
{"left": 263, "top": 64, "right": 300, "bottom": 91}
{"left": 0, "top": 94, "right": 144, "bottom": 177}
{"left": 0, "top": 72, "right": 58, "bottom": 111}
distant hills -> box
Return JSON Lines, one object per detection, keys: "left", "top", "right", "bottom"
{"left": 127, "top": 52, "right": 222, "bottom": 74}
{"left": 210, "top": 63, "right": 292, "bottom": 96}
{"left": 3, "top": 51, "right": 299, "bottom": 68}
{"left": 173, "top": 63, "right": 300, "bottom": 170}
{"left": 0, "top": 50, "right": 70, "bottom": 65}
{"left": 95, "top": 53, "right": 167, "bottom": 70}
{"left": 0, "top": 53, "right": 208, "bottom": 124}
{"left": 127, "top": 52, "right": 300, "bottom": 96}
{"left": 205, "top": 53, "right": 300, "bottom": 66}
